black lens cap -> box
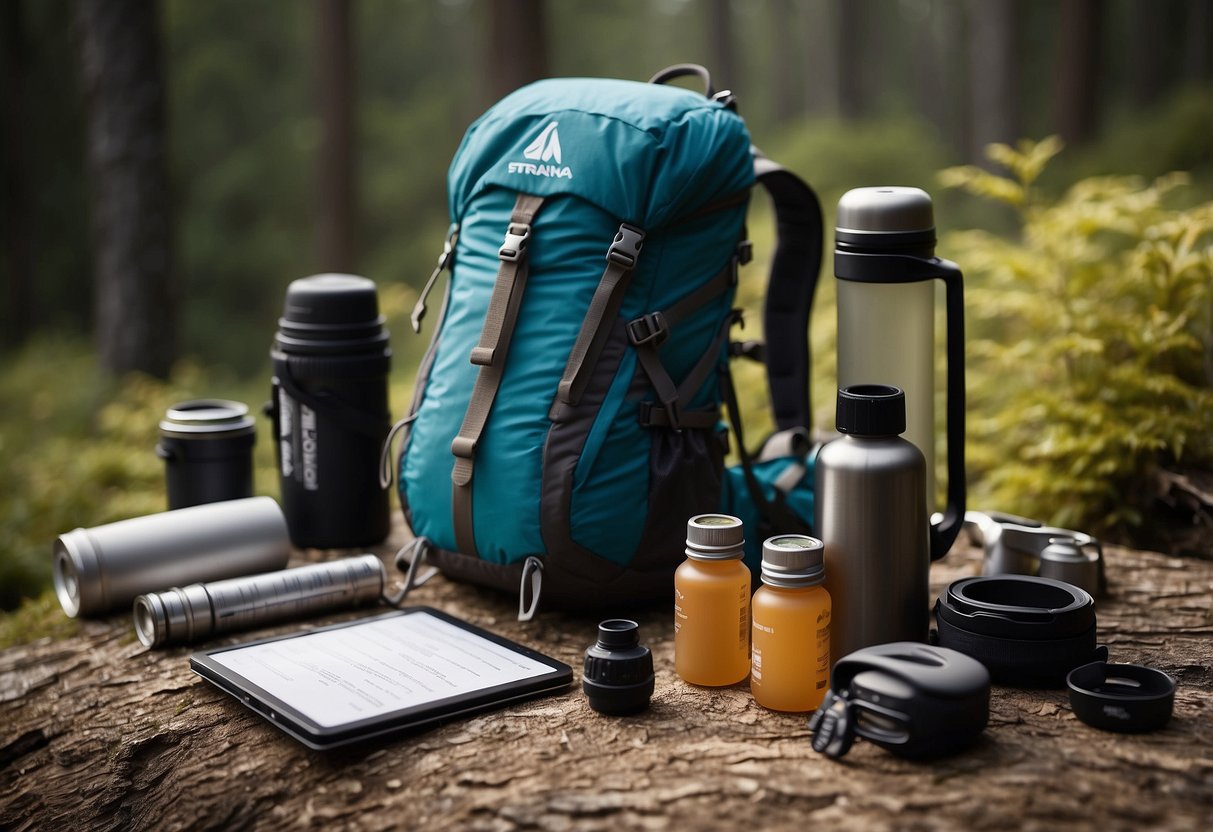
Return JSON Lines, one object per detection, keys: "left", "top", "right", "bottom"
{"left": 582, "top": 619, "right": 654, "bottom": 716}
{"left": 1067, "top": 661, "right": 1176, "bottom": 733}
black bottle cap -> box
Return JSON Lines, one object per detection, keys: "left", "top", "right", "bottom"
{"left": 274, "top": 274, "right": 389, "bottom": 354}
{"left": 582, "top": 619, "right": 655, "bottom": 716}
{"left": 836, "top": 384, "right": 906, "bottom": 436}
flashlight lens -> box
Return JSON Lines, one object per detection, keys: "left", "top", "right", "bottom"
{"left": 53, "top": 551, "right": 80, "bottom": 617}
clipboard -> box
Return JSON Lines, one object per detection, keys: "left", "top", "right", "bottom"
{"left": 190, "top": 607, "right": 573, "bottom": 750}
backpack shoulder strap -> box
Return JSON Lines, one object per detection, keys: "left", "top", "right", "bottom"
{"left": 754, "top": 153, "right": 823, "bottom": 432}
{"left": 450, "top": 192, "right": 546, "bottom": 557}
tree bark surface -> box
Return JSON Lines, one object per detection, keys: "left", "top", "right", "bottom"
{"left": 77, "top": 0, "right": 175, "bottom": 379}
{"left": 2, "top": 520, "right": 1211, "bottom": 830}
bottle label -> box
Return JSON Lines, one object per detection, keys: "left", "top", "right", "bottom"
{"left": 816, "top": 608, "right": 832, "bottom": 689}
{"left": 738, "top": 583, "right": 749, "bottom": 652}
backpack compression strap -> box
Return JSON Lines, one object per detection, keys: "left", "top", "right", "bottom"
{"left": 754, "top": 154, "right": 823, "bottom": 432}
{"left": 450, "top": 193, "right": 546, "bottom": 558}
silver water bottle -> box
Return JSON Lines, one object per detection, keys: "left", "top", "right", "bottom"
{"left": 817, "top": 385, "right": 929, "bottom": 662}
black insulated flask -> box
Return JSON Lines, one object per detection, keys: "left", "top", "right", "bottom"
{"left": 270, "top": 274, "right": 391, "bottom": 548}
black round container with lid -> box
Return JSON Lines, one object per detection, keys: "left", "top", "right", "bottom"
{"left": 270, "top": 274, "right": 392, "bottom": 549}
{"left": 157, "top": 399, "right": 256, "bottom": 510}
{"left": 582, "top": 619, "right": 655, "bottom": 716}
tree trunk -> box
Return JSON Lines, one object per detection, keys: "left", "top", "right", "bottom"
{"left": 969, "top": 0, "right": 1020, "bottom": 164}
{"left": 835, "top": 0, "right": 865, "bottom": 120}
{"left": 314, "top": 0, "right": 356, "bottom": 273}
{"left": 804, "top": 0, "right": 839, "bottom": 117}
{"left": 1130, "top": 0, "right": 1165, "bottom": 107}
{"left": 1184, "top": 0, "right": 1213, "bottom": 84}
{"left": 1, "top": 0, "right": 32, "bottom": 348}
{"left": 77, "top": 0, "right": 175, "bottom": 379}
{"left": 707, "top": 0, "right": 736, "bottom": 92}
{"left": 1052, "top": 0, "right": 1104, "bottom": 147}
{"left": 482, "top": 0, "right": 549, "bottom": 105}
{"left": 2, "top": 524, "right": 1211, "bottom": 829}
{"left": 768, "top": 0, "right": 798, "bottom": 123}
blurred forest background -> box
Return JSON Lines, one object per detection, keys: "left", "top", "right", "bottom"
{"left": 1, "top": 0, "right": 1212, "bottom": 622}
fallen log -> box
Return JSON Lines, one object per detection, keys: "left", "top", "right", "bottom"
{"left": 2, "top": 520, "right": 1210, "bottom": 830}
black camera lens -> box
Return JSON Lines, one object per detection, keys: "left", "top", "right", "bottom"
{"left": 935, "top": 575, "right": 1104, "bottom": 687}
{"left": 582, "top": 619, "right": 655, "bottom": 716}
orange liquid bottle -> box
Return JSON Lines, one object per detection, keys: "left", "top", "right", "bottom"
{"left": 750, "top": 535, "right": 831, "bottom": 712}
{"left": 674, "top": 514, "right": 751, "bottom": 686}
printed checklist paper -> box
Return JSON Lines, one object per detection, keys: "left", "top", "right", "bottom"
{"left": 209, "top": 612, "right": 552, "bottom": 728}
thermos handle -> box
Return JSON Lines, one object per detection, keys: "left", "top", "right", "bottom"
{"left": 931, "top": 259, "right": 965, "bottom": 560}
{"left": 834, "top": 252, "right": 967, "bottom": 560}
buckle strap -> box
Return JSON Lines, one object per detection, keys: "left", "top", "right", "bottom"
{"left": 498, "top": 222, "right": 531, "bottom": 262}
{"left": 638, "top": 403, "right": 719, "bottom": 430}
{"left": 556, "top": 223, "right": 647, "bottom": 406}
{"left": 450, "top": 193, "right": 546, "bottom": 558}
{"left": 627, "top": 312, "right": 668, "bottom": 348}
{"left": 607, "top": 224, "right": 644, "bottom": 267}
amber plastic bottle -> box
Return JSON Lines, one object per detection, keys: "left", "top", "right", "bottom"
{"left": 750, "top": 535, "right": 832, "bottom": 712}
{"left": 674, "top": 514, "right": 751, "bottom": 686}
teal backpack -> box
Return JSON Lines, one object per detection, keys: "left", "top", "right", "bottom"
{"left": 393, "top": 65, "right": 822, "bottom": 617}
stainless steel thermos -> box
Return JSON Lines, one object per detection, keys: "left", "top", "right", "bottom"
{"left": 270, "top": 274, "right": 392, "bottom": 549}
{"left": 817, "top": 385, "right": 929, "bottom": 662}
{"left": 834, "top": 186, "right": 965, "bottom": 557}
{"left": 53, "top": 496, "right": 290, "bottom": 617}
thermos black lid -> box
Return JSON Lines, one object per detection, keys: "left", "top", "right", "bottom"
{"left": 836, "top": 384, "right": 906, "bottom": 436}
{"left": 274, "top": 274, "right": 389, "bottom": 354}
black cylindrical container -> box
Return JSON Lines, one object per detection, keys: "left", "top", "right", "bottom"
{"left": 270, "top": 274, "right": 391, "bottom": 548}
{"left": 157, "top": 399, "right": 256, "bottom": 510}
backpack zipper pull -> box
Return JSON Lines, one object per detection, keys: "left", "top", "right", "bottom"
{"left": 411, "top": 225, "right": 459, "bottom": 333}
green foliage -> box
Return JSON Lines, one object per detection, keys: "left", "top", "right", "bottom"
{"left": 0, "top": 592, "right": 79, "bottom": 651}
{"left": 942, "top": 138, "right": 1213, "bottom": 534}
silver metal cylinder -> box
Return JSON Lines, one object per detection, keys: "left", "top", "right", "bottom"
{"left": 817, "top": 389, "right": 930, "bottom": 663}
{"left": 53, "top": 496, "right": 290, "bottom": 618}
{"left": 133, "top": 554, "right": 386, "bottom": 647}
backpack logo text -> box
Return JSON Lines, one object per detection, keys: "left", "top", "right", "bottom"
{"left": 509, "top": 122, "right": 573, "bottom": 179}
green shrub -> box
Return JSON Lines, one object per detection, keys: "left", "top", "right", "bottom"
{"left": 941, "top": 138, "right": 1213, "bottom": 536}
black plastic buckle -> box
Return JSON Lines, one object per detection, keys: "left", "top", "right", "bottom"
{"left": 607, "top": 224, "right": 646, "bottom": 268}
{"left": 627, "top": 312, "right": 669, "bottom": 348}
{"left": 499, "top": 222, "right": 531, "bottom": 262}
{"left": 730, "top": 339, "right": 765, "bottom": 363}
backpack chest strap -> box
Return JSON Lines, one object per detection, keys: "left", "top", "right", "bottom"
{"left": 450, "top": 193, "right": 546, "bottom": 558}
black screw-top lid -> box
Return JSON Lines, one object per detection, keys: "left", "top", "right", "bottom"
{"left": 281, "top": 274, "right": 380, "bottom": 326}
{"left": 274, "top": 274, "right": 389, "bottom": 355}
{"left": 836, "top": 384, "right": 906, "bottom": 436}
{"left": 582, "top": 619, "right": 655, "bottom": 716}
